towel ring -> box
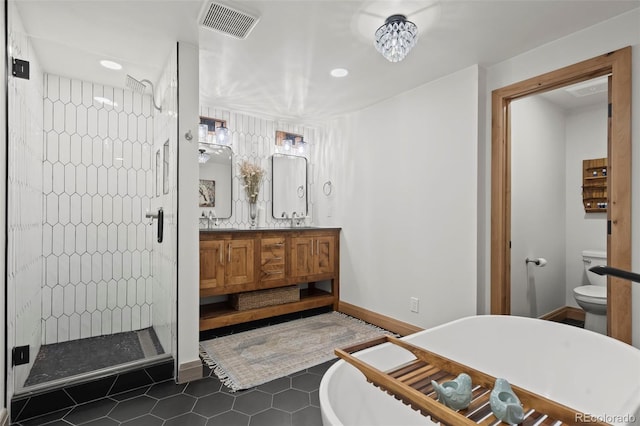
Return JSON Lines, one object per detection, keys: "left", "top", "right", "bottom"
{"left": 297, "top": 185, "right": 305, "bottom": 198}
{"left": 323, "top": 181, "right": 332, "bottom": 196}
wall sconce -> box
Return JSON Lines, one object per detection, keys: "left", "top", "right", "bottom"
{"left": 296, "top": 138, "right": 307, "bottom": 155}
{"left": 200, "top": 116, "right": 230, "bottom": 146}
{"left": 276, "top": 130, "right": 307, "bottom": 156}
{"left": 198, "top": 124, "right": 208, "bottom": 142}
{"left": 216, "top": 125, "right": 230, "bottom": 145}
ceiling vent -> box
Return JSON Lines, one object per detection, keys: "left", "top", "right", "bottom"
{"left": 199, "top": 2, "right": 260, "bottom": 39}
{"left": 565, "top": 76, "right": 608, "bottom": 98}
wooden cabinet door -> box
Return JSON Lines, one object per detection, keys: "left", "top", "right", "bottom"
{"left": 260, "top": 237, "right": 286, "bottom": 282}
{"left": 225, "top": 239, "right": 255, "bottom": 287}
{"left": 315, "top": 235, "right": 335, "bottom": 275}
{"left": 290, "top": 237, "right": 314, "bottom": 278}
{"left": 200, "top": 240, "right": 225, "bottom": 294}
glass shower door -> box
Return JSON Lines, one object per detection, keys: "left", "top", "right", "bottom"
{"left": 6, "top": 0, "right": 177, "bottom": 397}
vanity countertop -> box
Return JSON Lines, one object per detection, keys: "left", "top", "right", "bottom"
{"left": 199, "top": 226, "right": 341, "bottom": 233}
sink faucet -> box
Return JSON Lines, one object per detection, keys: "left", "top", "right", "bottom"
{"left": 208, "top": 209, "right": 218, "bottom": 229}
{"left": 291, "top": 212, "right": 298, "bottom": 228}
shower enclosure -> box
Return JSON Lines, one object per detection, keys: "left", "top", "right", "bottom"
{"left": 6, "top": 1, "right": 178, "bottom": 398}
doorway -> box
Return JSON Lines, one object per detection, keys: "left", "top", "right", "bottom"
{"left": 490, "top": 46, "right": 632, "bottom": 343}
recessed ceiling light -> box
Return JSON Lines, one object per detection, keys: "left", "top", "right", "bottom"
{"left": 330, "top": 68, "right": 349, "bottom": 78}
{"left": 100, "top": 59, "right": 122, "bottom": 70}
{"left": 94, "top": 96, "right": 118, "bottom": 107}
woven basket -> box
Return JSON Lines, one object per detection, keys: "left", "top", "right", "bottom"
{"left": 230, "top": 286, "right": 300, "bottom": 311}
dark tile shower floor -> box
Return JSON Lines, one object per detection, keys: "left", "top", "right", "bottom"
{"left": 25, "top": 328, "right": 165, "bottom": 387}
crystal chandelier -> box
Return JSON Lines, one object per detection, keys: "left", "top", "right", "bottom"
{"left": 198, "top": 149, "right": 210, "bottom": 164}
{"left": 374, "top": 14, "right": 418, "bottom": 63}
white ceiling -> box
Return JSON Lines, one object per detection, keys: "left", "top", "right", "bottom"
{"left": 13, "top": 0, "right": 640, "bottom": 121}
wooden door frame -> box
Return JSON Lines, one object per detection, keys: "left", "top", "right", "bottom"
{"left": 491, "top": 46, "right": 632, "bottom": 343}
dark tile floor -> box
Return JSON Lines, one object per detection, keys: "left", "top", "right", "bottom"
{"left": 560, "top": 318, "right": 585, "bottom": 328}
{"left": 12, "top": 358, "right": 336, "bottom": 426}
{"left": 14, "top": 308, "right": 339, "bottom": 425}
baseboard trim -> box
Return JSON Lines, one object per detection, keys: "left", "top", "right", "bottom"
{"left": 177, "top": 359, "right": 203, "bottom": 384}
{"left": 0, "top": 408, "right": 8, "bottom": 426}
{"left": 338, "top": 302, "right": 423, "bottom": 336}
{"left": 539, "top": 306, "right": 585, "bottom": 322}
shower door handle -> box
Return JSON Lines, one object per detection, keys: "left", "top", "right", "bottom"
{"left": 157, "top": 208, "right": 164, "bottom": 243}
{"left": 145, "top": 208, "right": 164, "bottom": 243}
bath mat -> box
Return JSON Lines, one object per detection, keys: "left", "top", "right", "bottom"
{"left": 199, "top": 312, "right": 394, "bottom": 391}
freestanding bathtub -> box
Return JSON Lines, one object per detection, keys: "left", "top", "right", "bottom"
{"left": 320, "top": 315, "right": 640, "bottom": 426}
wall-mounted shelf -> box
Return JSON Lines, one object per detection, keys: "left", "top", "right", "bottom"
{"left": 582, "top": 158, "right": 607, "bottom": 213}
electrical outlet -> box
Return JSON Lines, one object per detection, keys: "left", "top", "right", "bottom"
{"left": 410, "top": 297, "right": 419, "bottom": 313}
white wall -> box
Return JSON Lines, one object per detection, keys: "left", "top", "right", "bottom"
{"left": 481, "top": 9, "right": 640, "bottom": 347}
{"left": 333, "top": 65, "right": 479, "bottom": 329}
{"left": 510, "top": 96, "right": 566, "bottom": 318}
{"left": 565, "top": 104, "right": 608, "bottom": 307}
{"left": 177, "top": 42, "right": 200, "bottom": 377}
{"left": 7, "top": 3, "right": 44, "bottom": 393}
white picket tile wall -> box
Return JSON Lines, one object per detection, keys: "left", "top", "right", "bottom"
{"left": 41, "top": 74, "right": 154, "bottom": 344}
{"left": 198, "top": 106, "right": 319, "bottom": 229}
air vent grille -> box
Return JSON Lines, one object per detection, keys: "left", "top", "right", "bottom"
{"left": 200, "top": 2, "right": 259, "bottom": 39}
{"left": 565, "top": 77, "right": 608, "bottom": 98}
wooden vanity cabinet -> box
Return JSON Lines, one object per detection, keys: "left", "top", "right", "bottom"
{"left": 199, "top": 240, "right": 225, "bottom": 293}
{"left": 199, "top": 237, "right": 255, "bottom": 297}
{"left": 290, "top": 234, "right": 336, "bottom": 279}
{"left": 199, "top": 228, "right": 340, "bottom": 331}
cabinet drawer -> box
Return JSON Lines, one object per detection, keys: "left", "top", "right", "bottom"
{"left": 260, "top": 237, "right": 286, "bottom": 282}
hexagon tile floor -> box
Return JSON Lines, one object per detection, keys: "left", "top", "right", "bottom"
{"left": 11, "top": 359, "right": 336, "bottom": 426}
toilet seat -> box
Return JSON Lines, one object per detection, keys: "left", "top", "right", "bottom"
{"left": 573, "top": 285, "right": 606, "bottom": 305}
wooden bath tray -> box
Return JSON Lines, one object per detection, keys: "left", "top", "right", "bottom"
{"left": 336, "top": 336, "right": 608, "bottom": 426}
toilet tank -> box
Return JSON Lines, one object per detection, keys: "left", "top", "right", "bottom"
{"left": 583, "top": 250, "right": 607, "bottom": 286}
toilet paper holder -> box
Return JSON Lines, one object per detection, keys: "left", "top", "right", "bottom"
{"left": 525, "top": 257, "right": 547, "bottom": 267}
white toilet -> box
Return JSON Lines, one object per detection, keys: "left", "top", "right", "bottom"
{"left": 573, "top": 250, "right": 607, "bottom": 334}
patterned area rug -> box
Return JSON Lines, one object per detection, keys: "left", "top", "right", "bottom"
{"left": 199, "top": 312, "right": 393, "bottom": 391}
